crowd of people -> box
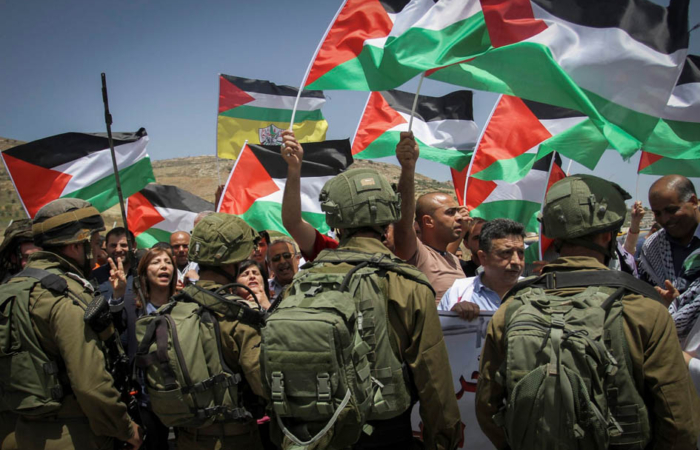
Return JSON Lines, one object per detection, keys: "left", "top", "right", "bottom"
{"left": 0, "top": 130, "right": 699, "bottom": 450}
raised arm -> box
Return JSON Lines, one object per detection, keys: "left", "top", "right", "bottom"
{"left": 394, "top": 131, "right": 420, "bottom": 261}
{"left": 624, "top": 201, "right": 644, "bottom": 255}
{"left": 280, "top": 130, "right": 318, "bottom": 256}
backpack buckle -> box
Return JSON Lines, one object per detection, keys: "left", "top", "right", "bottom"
{"left": 317, "top": 373, "right": 331, "bottom": 402}
{"left": 545, "top": 273, "right": 556, "bottom": 289}
{"left": 271, "top": 372, "right": 285, "bottom": 401}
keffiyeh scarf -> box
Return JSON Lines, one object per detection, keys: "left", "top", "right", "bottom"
{"left": 669, "top": 248, "right": 700, "bottom": 340}
{"left": 638, "top": 229, "right": 675, "bottom": 288}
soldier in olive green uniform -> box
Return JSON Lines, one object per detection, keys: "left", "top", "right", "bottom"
{"left": 476, "top": 175, "right": 700, "bottom": 449}
{"left": 2, "top": 199, "right": 141, "bottom": 450}
{"left": 293, "top": 169, "right": 462, "bottom": 450}
{"left": 176, "top": 213, "right": 267, "bottom": 450}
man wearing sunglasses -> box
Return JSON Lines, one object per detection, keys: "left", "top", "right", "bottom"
{"left": 267, "top": 237, "right": 301, "bottom": 302}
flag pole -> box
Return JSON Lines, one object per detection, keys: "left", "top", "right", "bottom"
{"left": 565, "top": 158, "right": 573, "bottom": 176}
{"left": 408, "top": 73, "right": 426, "bottom": 131}
{"left": 538, "top": 152, "right": 557, "bottom": 261}
{"left": 217, "top": 140, "right": 248, "bottom": 212}
{"left": 215, "top": 73, "right": 222, "bottom": 186}
{"left": 351, "top": 93, "right": 372, "bottom": 149}
{"left": 463, "top": 94, "right": 502, "bottom": 206}
{"left": 289, "top": 0, "right": 349, "bottom": 130}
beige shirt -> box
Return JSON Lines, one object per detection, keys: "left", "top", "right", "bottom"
{"left": 408, "top": 237, "right": 464, "bottom": 304}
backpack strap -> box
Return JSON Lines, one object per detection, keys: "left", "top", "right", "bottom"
{"left": 506, "top": 271, "right": 661, "bottom": 303}
{"left": 187, "top": 284, "right": 266, "bottom": 328}
{"left": 15, "top": 268, "right": 68, "bottom": 295}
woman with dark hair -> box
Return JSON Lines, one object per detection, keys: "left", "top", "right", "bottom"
{"left": 236, "top": 259, "right": 271, "bottom": 310}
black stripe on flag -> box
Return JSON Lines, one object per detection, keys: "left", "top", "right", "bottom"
{"left": 140, "top": 184, "right": 213, "bottom": 213}
{"left": 379, "top": 0, "right": 412, "bottom": 14}
{"left": 532, "top": 0, "right": 689, "bottom": 55}
{"left": 382, "top": 89, "right": 474, "bottom": 123}
{"left": 248, "top": 140, "right": 353, "bottom": 180}
{"left": 531, "top": 152, "right": 563, "bottom": 172}
{"left": 220, "top": 74, "right": 325, "bottom": 99}
{"left": 678, "top": 55, "right": 700, "bottom": 86}
{"left": 2, "top": 128, "right": 147, "bottom": 169}
{"left": 522, "top": 98, "right": 586, "bottom": 120}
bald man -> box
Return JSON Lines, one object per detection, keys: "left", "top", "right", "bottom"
{"left": 639, "top": 175, "right": 700, "bottom": 288}
{"left": 395, "top": 132, "right": 469, "bottom": 303}
{"left": 170, "top": 231, "right": 199, "bottom": 285}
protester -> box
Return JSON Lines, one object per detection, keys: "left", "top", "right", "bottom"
{"left": 236, "top": 259, "right": 271, "bottom": 310}
{"left": 170, "top": 230, "right": 199, "bottom": 287}
{"left": 636, "top": 222, "right": 661, "bottom": 258}
{"left": 92, "top": 227, "right": 134, "bottom": 283}
{"left": 623, "top": 200, "right": 645, "bottom": 256}
{"left": 1, "top": 199, "right": 141, "bottom": 450}
{"left": 639, "top": 175, "right": 700, "bottom": 290}
{"left": 394, "top": 131, "right": 469, "bottom": 303}
{"left": 439, "top": 219, "right": 525, "bottom": 320}
{"left": 460, "top": 217, "right": 485, "bottom": 277}
{"left": 476, "top": 175, "right": 700, "bottom": 449}
{"left": 267, "top": 237, "right": 301, "bottom": 302}
{"left": 251, "top": 230, "right": 270, "bottom": 273}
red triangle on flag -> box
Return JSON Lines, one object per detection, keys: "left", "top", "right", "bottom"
{"left": 218, "top": 75, "right": 256, "bottom": 113}
{"left": 481, "top": 0, "right": 548, "bottom": 48}
{"left": 2, "top": 153, "right": 72, "bottom": 218}
{"left": 218, "top": 144, "right": 280, "bottom": 215}
{"left": 352, "top": 92, "right": 406, "bottom": 156}
{"left": 472, "top": 95, "right": 553, "bottom": 176}
{"left": 466, "top": 178, "right": 498, "bottom": 212}
{"left": 638, "top": 151, "right": 663, "bottom": 172}
{"left": 127, "top": 191, "right": 165, "bottom": 236}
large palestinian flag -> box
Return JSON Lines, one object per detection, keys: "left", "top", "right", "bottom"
{"left": 305, "top": 0, "right": 488, "bottom": 91}
{"left": 428, "top": 0, "right": 690, "bottom": 158}
{"left": 1, "top": 129, "right": 155, "bottom": 218}
{"left": 218, "top": 140, "right": 353, "bottom": 235}
{"left": 127, "top": 184, "right": 213, "bottom": 248}
{"left": 217, "top": 74, "right": 328, "bottom": 159}
{"left": 352, "top": 89, "right": 478, "bottom": 170}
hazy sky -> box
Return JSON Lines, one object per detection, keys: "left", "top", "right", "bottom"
{"left": 1, "top": 0, "right": 698, "bottom": 205}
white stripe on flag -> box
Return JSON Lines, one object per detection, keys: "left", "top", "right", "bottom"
{"left": 664, "top": 83, "right": 700, "bottom": 122}
{"left": 538, "top": 116, "right": 587, "bottom": 136}
{"left": 481, "top": 170, "right": 549, "bottom": 204}
{"left": 392, "top": 112, "right": 479, "bottom": 149}
{"left": 247, "top": 92, "right": 326, "bottom": 112}
{"left": 254, "top": 176, "right": 336, "bottom": 215}
{"left": 152, "top": 207, "right": 198, "bottom": 235}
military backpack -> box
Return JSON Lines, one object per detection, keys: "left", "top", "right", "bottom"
{"left": 135, "top": 283, "right": 265, "bottom": 428}
{"left": 0, "top": 268, "right": 77, "bottom": 416}
{"left": 496, "top": 271, "right": 656, "bottom": 450}
{"left": 260, "top": 250, "right": 432, "bottom": 450}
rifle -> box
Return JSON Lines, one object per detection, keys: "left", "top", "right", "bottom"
{"left": 100, "top": 73, "right": 147, "bottom": 447}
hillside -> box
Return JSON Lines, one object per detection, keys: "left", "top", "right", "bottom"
{"left": 0, "top": 137, "right": 455, "bottom": 233}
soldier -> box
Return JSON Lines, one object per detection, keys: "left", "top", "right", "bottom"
{"left": 174, "top": 213, "right": 267, "bottom": 449}
{"left": 269, "top": 168, "right": 462, "bottom": 450}
{"left": 0, "top": 199, "right": 141, "bottom": 450}
{"left": 476, "top": 175, "right": 700, "bottom": 449}
{"left": 0, "top": 219, "right": 41, "bottom": 282}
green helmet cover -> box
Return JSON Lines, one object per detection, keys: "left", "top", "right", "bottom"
{"left": 541, "top": 174, "right": 631, "bottom": 240}
{"left": 32, "top": 199, "right": 105, "bottom": 247}
{"left": 319, "top": 168, "right": 401, "bottom": 230}
{"left": 188, "top": 213, "right": 256, "bottom": 266}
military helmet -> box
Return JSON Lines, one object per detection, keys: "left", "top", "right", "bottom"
{"left": 319, "top": 168, "right": 401, "bottom": 230}
{"left": 0, "top": 219, "right": 33, "bottom": 256}
{"left": 188, "top": 213, "right": 256, "bottom": 266}
{"left": 541, "top": 174, "right": 631, "bottom": 240}
{"left": 32, "top": 199, "right": 105, "bottom": 247}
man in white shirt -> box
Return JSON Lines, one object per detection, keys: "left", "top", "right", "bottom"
{"left": 439, "top": 219, "right": 525, "bottom": 320}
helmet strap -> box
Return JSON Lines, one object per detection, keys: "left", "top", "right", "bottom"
{"left": 212, "top": 266, "right": 239, "bottom": 285}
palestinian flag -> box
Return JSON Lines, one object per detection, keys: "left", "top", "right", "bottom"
{"left": 470, "top": 95, "right": 605, "bottom": 183}
{"left": 641, "top": 54, "right": 700, "bottom": 161}
{"left": 218, "top": 140, "right": 353, "bottom": 235}
{"left": 217, "top": 74, "right": 328, "bottom": 159}
{"left": 428, "top": 0, "right": 690, "bottom": 159}
{"left": 127, "top": 184, "right": 214, "bottom": 248}
{"left": 305, "top": 0, "right": 489, "bottom": 91}
{"left": 351, "top": 89, "right": 478, "bottom": 170}
{"left": 1, "top": 129, "right": 155, "bottom": 218}
{"left": 638, "top": 151, "right": 700, "bottom": 177}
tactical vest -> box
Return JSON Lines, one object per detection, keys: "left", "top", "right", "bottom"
{"left": 0, "top": 268, "right": 78, "bottom": 416}
{"left": 495, "top": 271, "right": 655, "bottom": 450}
{"left": 135, "top": 283, "right": 266, "bottom": 428}
{"left": 260, "top": 250, "right": 433, "bottom": 450}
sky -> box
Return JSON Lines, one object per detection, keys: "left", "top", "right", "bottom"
{"left": 0, "top": 0, "right": 698, "bottom": 206}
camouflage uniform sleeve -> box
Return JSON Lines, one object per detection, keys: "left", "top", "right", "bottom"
{"left": 475, "top": 306, "right": 508, "bottom": 450}
{"left": 45, "top": 291, "right": 134, "bottom": 441}
{"left": 627, "top": 299, "right": 700, "bottom": 449}
{"left": 390, "top": 277, "right": 461, "bottom": 450}
{"left": 225, "top": 321, "right": 266, "bottom": 400}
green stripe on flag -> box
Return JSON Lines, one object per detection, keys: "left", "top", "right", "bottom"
{"left": 219, "top": 105, "right": 325, "bottom": 123}
{"left": 642, "top": 118, "right": 700, "bottom": 158}
{"left": 472, "top": 152, "right": 537, "bottom": 183}
{"left": 469, "top": 200, "right": 541, "bottom": 233}
{"left": 237, "top": 201, "right": 330, "bottom": 236}
{"left": 640, "top": 155, "right": 700, "bottom": 176}
{"left": 355, "top": 131, "right": 472, "bottom": 170}
{"left": 63, "top": 157, "right": 155, "bottom": 212}
{"left": 136, "top": 228, "right": 172, "bottom": 249}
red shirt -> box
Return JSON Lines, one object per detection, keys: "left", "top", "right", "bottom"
{"left": 302, "top": 229, "right": 339, "bottom": 262}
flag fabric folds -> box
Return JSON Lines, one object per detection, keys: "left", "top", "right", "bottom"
{"left": 218, "top": 140, "right": 353, "bottom": 235}
{"left": 127, "top": 183, "right": 214, "bottom": 248}
{"left": 217, "top": 74, "right": 329, "bottom": 159}
{"left": 428, "top": 0, "right": 690, "bottom": 159}
{"left": 352, "top": 89, "right": 478, "bottom": 170}
{"left": 1, "top": 128, "right": 155, "bottom": 218}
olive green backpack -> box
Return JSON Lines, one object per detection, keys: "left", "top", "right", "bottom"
{"left": 0, "top": 268, "right": 76, "bottom": 416}
{"left": 135, "top": 283, "right": 265, "bottom": 428}
{"left": 260, "top": 250, "right": 432, "bottom": 450}
{"left": 495, "top": 271, "right": 656, "bottom": 450}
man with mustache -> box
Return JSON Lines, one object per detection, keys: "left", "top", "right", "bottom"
{"left": 266, "top": 237, "right": 300, "bottom": 302}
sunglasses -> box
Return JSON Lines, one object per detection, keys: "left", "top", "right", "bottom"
{"left": 270, "top": 252, "right": 294, "bottom": 263}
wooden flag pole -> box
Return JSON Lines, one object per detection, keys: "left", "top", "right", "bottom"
{"left": 408, "top": 73, "right": 426, "bottom": 131}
